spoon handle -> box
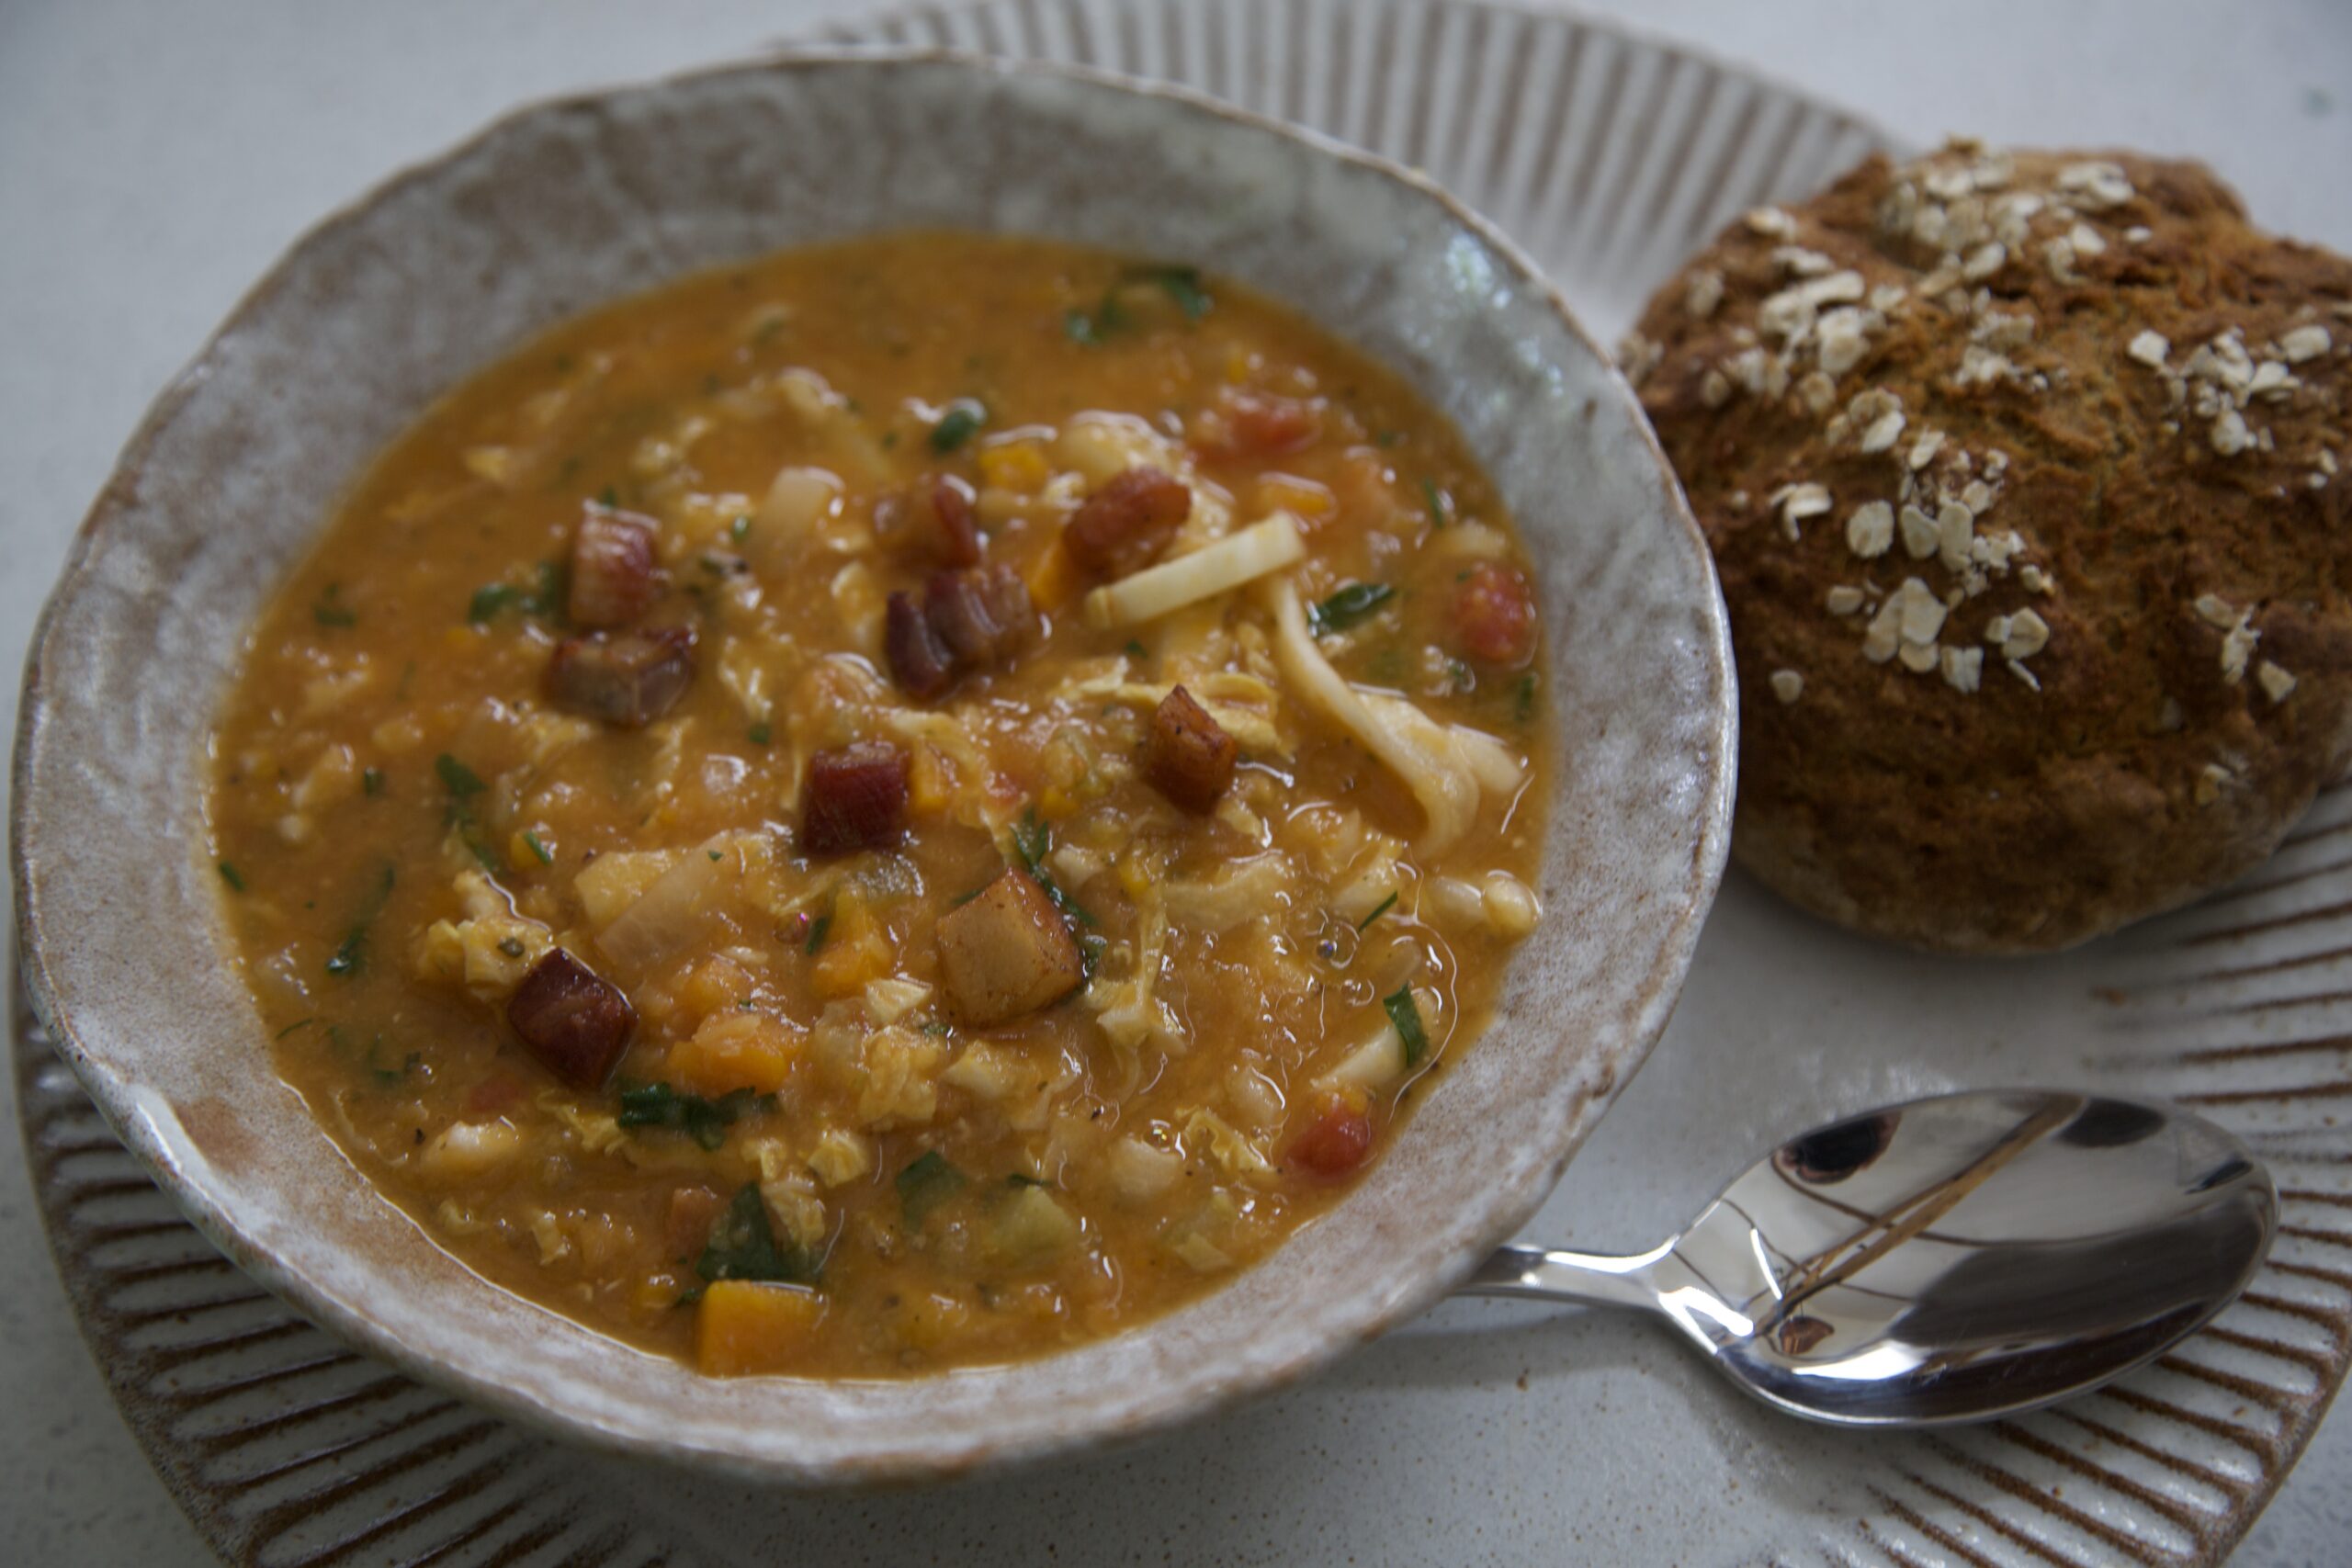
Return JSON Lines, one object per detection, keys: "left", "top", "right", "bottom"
{"left": 1457, "top": 1241, "right": 1672, "bottom": 1313}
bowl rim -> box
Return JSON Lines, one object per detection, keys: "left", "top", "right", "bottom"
{"left": 11, "top": 44, "right": 1736, "bottom": 1483}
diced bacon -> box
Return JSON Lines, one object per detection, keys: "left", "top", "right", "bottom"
{"left": 547, "top": 624, "right": 697, "bottom": 727}
{"left": 506, "top": 948, "right": 636, "bottom": 1089}
{"left": 1454, "top": 563, "right": 1538, "bottom": 667}
{"left": 1144, "top": 684, "right": 1238, "bottom": 812}
{"left": 931, "top": 476, "right": 982, "bottom": 567}
{"left": 876, "top": 476, "right": 982, "bottom": 566}
{"left": 801, "top": 740, "right": 911, "bottom": 856}
{"left": 568, "top": 503, "right": 662, "bottom": 629}
{"left": 884, "top": 591, "right": 956, "bottom": 699}
{"left": 1288, "top": 1095, "right": 1374, "bottom": 1177}
{"left": 1062, "top": 466, "right": 1192, "bottom": 579}
{"left": 884, "top": 566, "right": 1037, "bottom": 700}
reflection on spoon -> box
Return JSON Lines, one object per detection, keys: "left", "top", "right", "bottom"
{"left": 1459, "top": 1089, "right": 2276, "bottom": 1427}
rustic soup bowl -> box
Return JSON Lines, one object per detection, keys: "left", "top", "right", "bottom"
{"left": 13, "top": 50, "right": 1733, "bottom": 1483}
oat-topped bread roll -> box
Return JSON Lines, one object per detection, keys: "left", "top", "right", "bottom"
{"left": 1624, "top": 141, "right": 2352, "bottom": 953}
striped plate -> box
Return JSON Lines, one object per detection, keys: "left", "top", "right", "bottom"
{"left": 18, "top": 1, "right": 2347, "bottom": 1562}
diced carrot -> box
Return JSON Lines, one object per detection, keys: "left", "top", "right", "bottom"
{"left": 1023, "top": 538, "right": 1085, "bottom": 615}
{"left": 695, "top": 1279, "right": 824, "bottom": 1376}
{"left": 668, "top": 1010, "right": 797, "bottom": 1097}
{"left": 810, "top": 893, "right": 891, "bottom": 999}
{"left": 1255, "top": 473, "right": 1336, "bottom": 522}
{"left": 977, "top": 438, "right": 1051, "bottom": 494}
{"left": 675, "top": 953, "right": 754, "bottom": 1021}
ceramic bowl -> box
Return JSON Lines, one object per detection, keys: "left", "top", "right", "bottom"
{"left": 12, "top": 49, "right": 1733, "bottom": 1483}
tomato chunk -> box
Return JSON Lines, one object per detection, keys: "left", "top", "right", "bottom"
{"left": 1289, "top": 1095, "right": 1374, "bottom": 1177}
{"left": 1454, "top": 562, "right": 1538, "bottom": 667}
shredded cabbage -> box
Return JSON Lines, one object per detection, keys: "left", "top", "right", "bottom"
{"left": 1084, "top": 512, "right": 1306, "bottom": 629}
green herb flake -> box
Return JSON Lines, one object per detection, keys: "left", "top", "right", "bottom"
{"left": 1128, "top": 264, "right": 1213, "bottom": 320}
{"left": 929, "top": 400, "right": 986, "bottom": 453}
{"left": 1011, "top": 808, "right": 1099, "bottom": 928}
{"left": 1420, "top": 476, "right": 1452, "bottom": 527}
{"left": 522, "top": 829, "right": 554, "bottom": 865}
{"left": 496, "top": 935, "right": 526, "bottom": 958}
{"left": 1307, "top": 581, "right": 1396, "bottom": 637}
{"left": 311, "top": 584, "right": 356, "bottom": 627}
{"left": 217, "top": 861, "right": 247, "bottom": 893}
{"left": 435, "top": 754, "right": 486, "bottom": 798}
{"left": 1063, "top": 307, "right": 1102, "bottom": 346}
{"left": 1005, "top": 1172, "right": 1051, "bottom": 1189}
{"left": 1124, "top": 639, "right": 1148, "bottom": 660}
{"left": 1514, "top": 671, "right": 1538, "bottom": 725}
{"left": 695, "top": 1181, "right": 817, "bottom": 1283}
{"left": 324, "top": 863, "right": 396, "bottom": 980}
{"left": 803, "top": 909, "right": 833, "bottom": 955}
{"left": 361, "top": 767, "right": 386, "bottom": 797}
{"left": 1384, "top": 985, "right": 1430, "bottom": 1069}
{"left": 620, "top": 1082, "right": 769, "bottom": 1153}
{"left": 1356, "top": 891, "right": 1398, "bottom": 931}
{"left": 599, "top": 486, "right": 619, "bottom": 508}
{"left": 747, "top": 721, "right": 773, "bottom": 747}
{"left": 897, "top": 1150, "right": 967, "bottom": 1228}
{"left": 466, "top": 582, "right": 522, "bottom": 625}
{"left": 272, "top": 1017, "right": 315, "bottom": 1042}
{"left": 1375, "top": 429, "right": 1403, "bottom": 448}
{"left": 729, "top": 514, "right": 752, "bottom": 542}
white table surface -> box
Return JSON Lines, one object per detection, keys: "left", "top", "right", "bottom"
{"left": 4, "top": 2, "right": 2347, "bottom": 1562}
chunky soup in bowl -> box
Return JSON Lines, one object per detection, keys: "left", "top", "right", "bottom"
{"left": 207, "top": 232, "right": 1550, "bottom": 1377}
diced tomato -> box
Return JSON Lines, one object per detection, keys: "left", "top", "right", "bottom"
{"left": 664, "top": 1183, "right": 725, "bottom": 1261}
{"left": 1197, "top": 389, "right": 1322, "bottom": 459}
{"left": 1454, "top": 563, "right": 1538, "bottom": 667}
{"left": 1288, "top": 1096, "right": 1374, "bottom": 1178}
{"left": 463, "top": 1072, "right": 524, "bottom": 1118}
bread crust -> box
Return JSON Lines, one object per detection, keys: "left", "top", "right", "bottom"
{"left": 1625, "top": 143, "right": 2352, "bottom": 953}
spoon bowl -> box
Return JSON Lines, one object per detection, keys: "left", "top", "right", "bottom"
{"left": 1464, "top": 1089, "right": 2276, "bottom": 1426}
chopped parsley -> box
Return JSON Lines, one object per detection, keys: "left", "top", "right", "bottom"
{"left": 897, "top": 1150, "right": 967, "bottom": 1227}
{"left": 311, "top": 583, "right": 356, "bottom": 627}
{"left": 696, "top": 1182, "right": 818, "bottom": 1284}
{"left": 435, "top": 754, "right": 485, "bottom": 798}
{"left": 466, "top": 558, "right": 568, "bottom": 626}
{"left": 619, "top": 1082, "right": 769, "bottom": 1151}
{"left": 361, "top": 766, "right": 386, "bottom": 797}
{"left": 929, "top": 400, "right": 986, "bottom": 453}
{"left": 217, "top": 861, "right": 246, "bottom": 893}
{"left": 324, "top": 863, "right": 395, "bottom": 979}
{"left": 747, "top": 721, "right": 772, "bottom": 747}
{"left": 1514, "top": 671, "right": 1538, "bottom": 725}
{"left": 1384, "top": 985, "right": 1430, "bottom": 1069}
{"left": 1012, "top": 808, "right": 1099, "bottom": 928}
{"left": 803, "top": 908, "right": 833, "bottom": 955}
{"left": 1307, "top": 581, "right": 1396, "bottom": 637}
{"left": 522, "top": 829, "right": 554, "bottom": 865}
{"left": 435, "top": 754, "right": 498, "bottom": 872}
{"left": 1356, "top": 891, "right": 1398, "bottom": 931}
{"left": 1124, "top": 639, "right": 1148, "bottom": 660}
{"left": 1127, "top": 264, "right": 1213, "bottom": 320}
{"left": 1066, "top": 264, "right": 1215, "bottom": 345}
{"left": 1420, "top": 476, "right": 1453, "bottom": 527}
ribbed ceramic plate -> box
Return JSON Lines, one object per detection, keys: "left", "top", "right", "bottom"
{"left": 18, "top": 1, "right": 2348, "bottom": 1563}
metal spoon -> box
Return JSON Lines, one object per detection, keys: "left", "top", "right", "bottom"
{"left": 1461, "top": 1089, "right": 2275, "bottom": 1427}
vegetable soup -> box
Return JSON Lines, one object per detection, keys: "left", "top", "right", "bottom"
{"left": 206, "top": 233, "right": 1550, "bottom": 1376}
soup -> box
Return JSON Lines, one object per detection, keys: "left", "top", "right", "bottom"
{"left": 206, "top": 233, "right": 1549, "bottom": 1376}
